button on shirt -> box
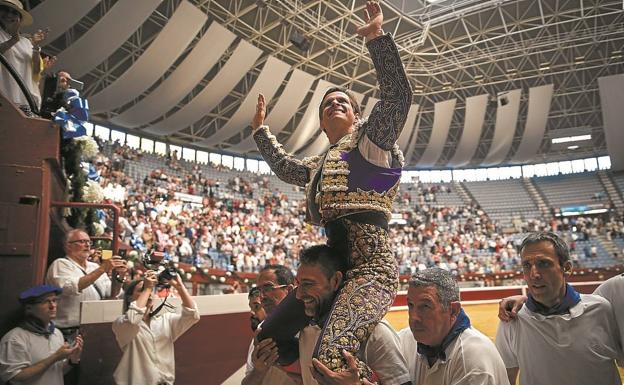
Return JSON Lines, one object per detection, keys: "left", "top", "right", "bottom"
{"left": 112, "top": 301, "right": 200, "bottom": 385}
{"left": 45, "top": 257, "right": 112, "bottom": 328}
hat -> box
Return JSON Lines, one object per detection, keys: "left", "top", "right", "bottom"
{"left": 19, "top": 285, "right": 62, "bottom": 304}
{"left": 0, "top": 0, "right": 33, "bottom": 26}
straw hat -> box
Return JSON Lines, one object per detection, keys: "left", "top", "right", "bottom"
{"left": 0, "top": 0, "right": 33, "bottom": 26}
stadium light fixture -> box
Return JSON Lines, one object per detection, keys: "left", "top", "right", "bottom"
{"left": 551, "top": 134, "right": 591, "bottom": 144}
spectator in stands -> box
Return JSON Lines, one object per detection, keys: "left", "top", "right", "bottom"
{"left": 248, "top": 287, "right": 266, "bottom": 332}
{"left": 45, "top": 229, "right": 127, "bottom": 338}
{"left": 495, "top": 232, "right": 622, "bottom": 385}
{"left": 242, "top": 264, "right": 298, "bottom": 385}
{"left": 0, "top": 285, "right": 83, "bottom": 385}
{"left": 0, "top": 0, "right": 46, "bottom": 115}
{"left": 88, "top": 136, "right": 623, "bottom": 287}
{"left": 395, "top": 268, "right": 509, "bottom": 385}
{"left": 251, "top": 2, "right": 411, "bottom": 378}
{"left": 295, "top": 245, "right": 411, "bottom": 385}
{"left": 111, "top": 270, "right": 198, "bottom": 385}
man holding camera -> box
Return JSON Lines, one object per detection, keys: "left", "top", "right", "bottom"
{"left": 45, "top": 228, "right": 127, "bottom": 384}
{"left": 46, "top": 229, "right": 128, "bottom": 334}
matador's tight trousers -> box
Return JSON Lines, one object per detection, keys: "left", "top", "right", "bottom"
{"left": 313, "top": 217, "right": 398, "bottom": 380}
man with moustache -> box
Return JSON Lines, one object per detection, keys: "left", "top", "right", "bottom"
{"left": 0, "top": 285, "right": 83, "bottom": 385}
{"left": 495, "top": 232, "right": 622, "bottom": 385}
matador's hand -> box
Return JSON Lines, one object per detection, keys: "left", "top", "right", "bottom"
{"left": 356, "top": 1, "right": 384, "bottom": 41}
{"left": 252, "top": 93, "right": 266, "bottom": 131}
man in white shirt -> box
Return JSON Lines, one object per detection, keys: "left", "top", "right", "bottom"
{"left": 499, "top": 273, "right": 624, "bottom": 365}
{"left": 0, "top": 285, "right": 83, "bottom": 385}
{"left": 242, "top": 264, "right": 299, "bottom": 385}
{"left": 495, "top": 231, "right": 622, "bottom": 385}
{"left": 45, "top": 228, "right": 126, "bottom": 384}
{"left": 46, "top": 229, "right": 127, "bottom": 332}
{"left": 296, "top": 245, "right": 411, "bottom": 385}
{"left": 398, "top": 268, "right": 509, "bottom": 385}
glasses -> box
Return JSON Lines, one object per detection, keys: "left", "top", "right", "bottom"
{"left": 258, "top": 283, "right": 288, "bottom": 294}
{"left": 69, "top": 239, "right": 92, "bottom": 246}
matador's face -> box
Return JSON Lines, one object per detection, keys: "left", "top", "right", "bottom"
{"left": 319, "top": 91, "right": 359, "bottom": 144}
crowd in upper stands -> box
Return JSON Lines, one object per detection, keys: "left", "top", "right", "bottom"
{"left": 88, "top": 139, "right": 624, "bottom": 279}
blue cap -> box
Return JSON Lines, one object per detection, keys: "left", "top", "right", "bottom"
{"left": 18, "top": 285, "right": 62, "bottom": 304}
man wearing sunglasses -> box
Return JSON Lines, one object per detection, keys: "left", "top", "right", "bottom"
{"left": 45, "top": 229, "right": 127, "bottom": 383}
{"left": 243, "top": 264, "right": 298, "bottom": 385}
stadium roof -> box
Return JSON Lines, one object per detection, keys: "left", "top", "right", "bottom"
{"left": 28, "top": 0, "right": 624, "bottom": 168}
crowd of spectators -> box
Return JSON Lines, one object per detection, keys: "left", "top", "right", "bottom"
{"left": 89, "top": 140, "right": 624, "bottom": 279}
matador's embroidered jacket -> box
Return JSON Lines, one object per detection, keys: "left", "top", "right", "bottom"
{"left": 253, "top": 34, "right": 412, "bottom": 226}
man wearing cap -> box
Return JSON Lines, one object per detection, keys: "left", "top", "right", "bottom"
{"left": 45, "top": 229, "right": 127, "bottom": 337}
{"left": 0, "top": 285, "right": 83, "bottom": 385}
{"left": 0, "top": 0, "right": 48, "bottom": 114}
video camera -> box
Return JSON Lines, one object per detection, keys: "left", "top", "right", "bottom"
{"left": 142, "top": 248, "right": 178, "bottom": 289}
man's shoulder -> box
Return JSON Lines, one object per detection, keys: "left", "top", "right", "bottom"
{"left": 594, "top": 274, "right": 624, "bottom": 303}
{"left": 456, "top": 327, "right": 498, "bottom": 353}
{"left": 452, "top": 328, "right": 507, "bottom": 371}
{"left": 371, "top": 319, "right": 398, "bottom": 337}
{"left": 0, "top": 327, "right": 28, "bottom": 345}
{"left": 0, "top": 326, "right": 55, "bottom": 346}
{"left": 396, "top": 326, "right": 417, "bottom": 353}
{"left": 577, "top": 293, "right": 611, "bottom": 312}
{"left": 48, "top": 257, "right": 69, "bottom": 267}
{"left": 574, "top": 293, "right": 614, "bottom": 319}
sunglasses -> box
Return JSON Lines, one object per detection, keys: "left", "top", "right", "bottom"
{"left": 69, "top": 239, "right": 93, "bottom": 246}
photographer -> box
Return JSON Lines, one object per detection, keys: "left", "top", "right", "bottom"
{"left": 46, "top": 230, "right": 127, "bottom": 333}
{"left": 112, "top": 270, "right": 199, "bottom": 385}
